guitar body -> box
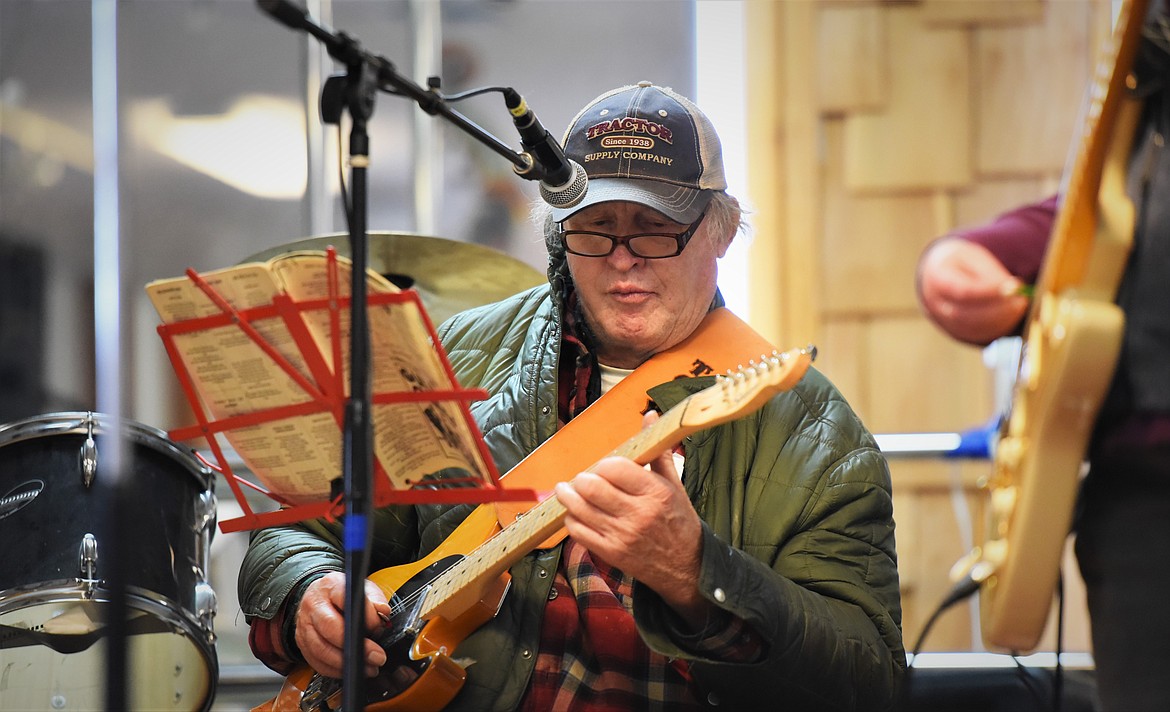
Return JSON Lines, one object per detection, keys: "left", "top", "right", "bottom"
{"left": 973, "top": 1, "right": 1147, "bottom": 651}
{"left": 255, "top": 506, "right": 508, "bottom": 712}
{"left": 981, "top": 297, "right": 1123, "bottom": 651}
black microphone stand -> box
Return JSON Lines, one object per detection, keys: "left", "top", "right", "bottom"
{"left": 255, "top": 2, "right": 559, "bottom": 708}
{"left": 322, "top": 45, "right": 379, "bottom": 712}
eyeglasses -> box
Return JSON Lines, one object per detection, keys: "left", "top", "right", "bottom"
{"left": 559, "top": 209, "right": 708, "bottom": 259}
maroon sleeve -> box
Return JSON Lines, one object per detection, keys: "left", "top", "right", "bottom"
{"left": 950, "top": 194, "right": 1058, "bottom": 283}
{"left": 247, "top": 603, "right": 299, "bottom": 675}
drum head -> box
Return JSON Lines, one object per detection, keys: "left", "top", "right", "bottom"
{"left": 0, "top": 595, "right": 214, "bottom": 711}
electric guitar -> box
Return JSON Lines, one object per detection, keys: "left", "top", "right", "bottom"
{"left": 255, "top": 346, "right": 814, "bottom": 712}
{"left": 958, "top": 0, "right": 1148, "bottom": 653}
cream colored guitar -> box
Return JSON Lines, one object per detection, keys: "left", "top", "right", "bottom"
{"left": 255, "top": 347, "right": 813, "bottom": 712}
{"left": 958, "top": 0, "right": 1148, "bottom": 653}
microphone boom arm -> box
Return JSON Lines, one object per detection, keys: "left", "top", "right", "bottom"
{"left": 258, "top": 0, "right": 553, "bottom": 181}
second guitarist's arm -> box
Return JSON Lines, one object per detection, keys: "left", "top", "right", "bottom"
{"left": 917, "top": 196, "right": 1057, "bottom": 346}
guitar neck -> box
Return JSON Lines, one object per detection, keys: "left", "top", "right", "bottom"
{"left": 418, "top": 405, "right": 690, "bottom": 620}
{"left": 1034, "top": 0, "right": 1148, "bottom": 301}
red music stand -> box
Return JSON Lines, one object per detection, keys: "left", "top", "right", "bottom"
{"left": 154, "top": 249, "right": 538, "bottom": 534}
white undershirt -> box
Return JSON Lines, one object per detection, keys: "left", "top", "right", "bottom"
{"left": 598, "top": 363, "right": 634, "bottom": 396}
{"left": 598, "top": 363, "right": 686, "bottom": 479}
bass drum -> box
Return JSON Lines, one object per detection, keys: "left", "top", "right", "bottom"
{"left": 0, "top": 412, "right": 218, "bottom": 711}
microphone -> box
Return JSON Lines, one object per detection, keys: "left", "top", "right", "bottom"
{"left": 504, "top": 89, "right": 588, "bottom": 210}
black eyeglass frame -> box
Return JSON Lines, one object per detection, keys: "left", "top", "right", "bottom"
{"left": 557, "top": 209, "right": 709, "bottom": 259}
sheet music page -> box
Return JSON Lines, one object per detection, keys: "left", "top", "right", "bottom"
{"left": 146, "top": 251, "right": 491, "bottom": 505}
{"left": 272, "top": 253, "right": 492, "bottom": 490}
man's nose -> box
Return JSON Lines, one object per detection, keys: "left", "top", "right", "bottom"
{"left": 606, "top": 240, "right": 643, "bottom": 268}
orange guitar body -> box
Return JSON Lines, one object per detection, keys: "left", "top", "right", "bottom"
{"left": 254, "top": 506, "right": 509, "bottom": 712}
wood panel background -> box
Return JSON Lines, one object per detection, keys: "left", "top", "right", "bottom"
{"left": 744, "top": 0, "right": 1115, "bottom": 654}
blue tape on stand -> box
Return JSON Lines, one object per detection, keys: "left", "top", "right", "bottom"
{"left": 946, "top": 418, "right": 998, "bottom": 459}
{"left": 344, "top": 514, "right": 368, "bottom": 551}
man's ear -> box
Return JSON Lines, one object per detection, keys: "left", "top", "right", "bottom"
{"left": 715, "top": 195, "right": 741, "bottom": 258}
{"left": 716, "top": 231, "right": 735, "bottom": 258}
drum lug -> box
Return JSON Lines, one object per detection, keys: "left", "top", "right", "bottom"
{"left": 80, "top": 418, "right": 98, "bottom": 488}
{"left": 194, "top": 490, "right": 217, "bottom": 534}
{"left": 194, "top": 581, "right": 218, "bottom": 643}
{"left": 79, "top": 533, "right": 99, "bottom": 594}
{"left": 193, "top": 490, "right": 217, "bottom": 583}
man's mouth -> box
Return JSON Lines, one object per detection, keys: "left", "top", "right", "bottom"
{"left": 608, "top": 286, "right": 653, "bottom": 303}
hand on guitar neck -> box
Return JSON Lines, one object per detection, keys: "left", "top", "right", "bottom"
{"left": 554, "top": 411, "right": 712, "bottom": 628}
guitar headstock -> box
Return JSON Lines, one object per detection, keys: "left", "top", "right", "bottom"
{"left": 676, "top": 346, "right": 816, "bottom": 429}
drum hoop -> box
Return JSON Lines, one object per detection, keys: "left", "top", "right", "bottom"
{"left": 0, "top": 581, "right": 218, "bottom": 648}
{"left": 0, "top": 412, "right": 212, "bottom": 489}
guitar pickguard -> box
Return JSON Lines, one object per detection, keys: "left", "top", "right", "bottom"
{"left": 295, "top": 555, "right": 471, "bottom": 712}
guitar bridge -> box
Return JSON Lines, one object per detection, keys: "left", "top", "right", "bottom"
{"left": 300, "top": 675, "right": 340, "bottom": 712}
{"left": 401, "top": 583, "right": 430, "bottom": 637}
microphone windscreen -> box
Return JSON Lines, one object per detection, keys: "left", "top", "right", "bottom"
{"left": 540, "top": 160, "right": 589, "bottom": 210}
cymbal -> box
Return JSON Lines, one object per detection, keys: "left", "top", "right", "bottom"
{"left": 243, "top": 232, "right": 546, "bottom": 325}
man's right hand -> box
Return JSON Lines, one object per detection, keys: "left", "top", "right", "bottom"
{"left": 916, "top": 237, "right": 1030, "bottom": 345}
{"left": 294, "top": 571, "right": 391, "bottom": 678}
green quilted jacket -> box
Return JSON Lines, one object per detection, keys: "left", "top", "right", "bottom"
{"left": 238, "top": 285, "right": 905, "bottom": 711}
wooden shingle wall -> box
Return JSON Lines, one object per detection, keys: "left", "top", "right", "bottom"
{"left": 745, "top": 0, "right": 1114, "bottom": 653}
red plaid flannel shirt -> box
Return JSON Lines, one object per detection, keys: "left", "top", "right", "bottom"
{"left": 516, "top": 308, "right": 763, "bottom": 710}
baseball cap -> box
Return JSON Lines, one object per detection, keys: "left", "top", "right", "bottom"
{"left": 550, "top": 81, "right": 726, "bottom": 224}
